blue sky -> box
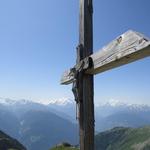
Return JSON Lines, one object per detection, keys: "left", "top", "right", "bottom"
{"left": 0, "top": 0, "right": 150, "bottom": 105}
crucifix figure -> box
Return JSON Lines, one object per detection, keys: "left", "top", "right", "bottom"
{"left": 61, "top": 0, "right": 150, "bottom": 150}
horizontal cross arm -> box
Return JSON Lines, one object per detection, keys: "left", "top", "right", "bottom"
{"left": 87, "top": 30, "right": 150, "bottom": 74}
{"left": 61, "top": 30, "right": 150, "bottom": 85}
{"left": 60, "top": 69, "right": 74, "bottom": 85}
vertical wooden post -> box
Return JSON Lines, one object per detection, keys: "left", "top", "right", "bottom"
{"left": 78, "top": 0, "right": 94, "bottom": 150}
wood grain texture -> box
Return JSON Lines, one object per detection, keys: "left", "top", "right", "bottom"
{"left": 87, "top": 30, "right": 150, "bottom": 74}
{"left": 60, "top": 69, "right": 74, "bottom": 85}
{"left": 61, "top": 30, "right": 150, "bottom": 85}
{"left": 78, "top": 0, "right": 94, "bottom": 150}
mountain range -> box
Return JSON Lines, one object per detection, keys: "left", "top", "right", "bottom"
{"left": 48, "top": 98, "right": 150, "bottom": 131}
{"left": 0, "top": 98, "right": 78, "bottom": 150}
{"left": 95, "top": 101, "right": 150, "bottom": 131}
{"left": 0, "top": 98, "right": 150, "bottom": 150}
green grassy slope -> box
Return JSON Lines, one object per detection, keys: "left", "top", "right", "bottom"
{"left": 50, "top": 146, "right": 79, "bottom": 150}
{"left": 95, "top": 126, "right": 150, "bottom": 150}
{"left": 50, "top": 145, "right": 78, "bottom": 150}
{"left": 51, "top": 126, "right": 150, "bottom": 150}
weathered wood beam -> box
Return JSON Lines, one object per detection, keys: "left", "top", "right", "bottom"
{"left": 61, "top": 30, "right": 150, "bottom": 85}
{"left": 60, "top": 69, "right": 74, "bottom": 85}
{"left": 87, "top": 30, "right": 150, "bottom": 74}
{"left": 78, "top": 0, "right": 94, "bottom": 149}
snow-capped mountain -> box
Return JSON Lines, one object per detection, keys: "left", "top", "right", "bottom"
{"left": 95, "top": 99, "right": 150, "bottom": 119}
{"left": 0, "top": 98, "right": 52, "bottom": 118}
{"left": 48, "top": 98, "right": 76, "bottom": 123}
{"left": 0, "top": 98, "right": 34, "bottom": 106}
{"left": 0, "top": 97, "right": 150, "bottom": 132}
{"left": 0, "top": 97, "right": 76, "bottom": 122}
{"left": 48, "top": 97, "right": 74, "bottom": 106}
{"left": 96, "top": 98, "right": 150, "bottom": 109}
{"left": 45, "top": 98, "right": 150, "bottom": 130}
{"left": 0, "top": 98, "right": 18, "bottom": 105}
{"left": 94, "top": 99, "right": 150, "bottom": 131}
{"left": 0, "top": 97, "right": 150, "bottom": 116}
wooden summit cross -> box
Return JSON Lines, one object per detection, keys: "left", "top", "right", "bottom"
{"left": 60, "top": 0, "right": 150, "bottom": 150}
